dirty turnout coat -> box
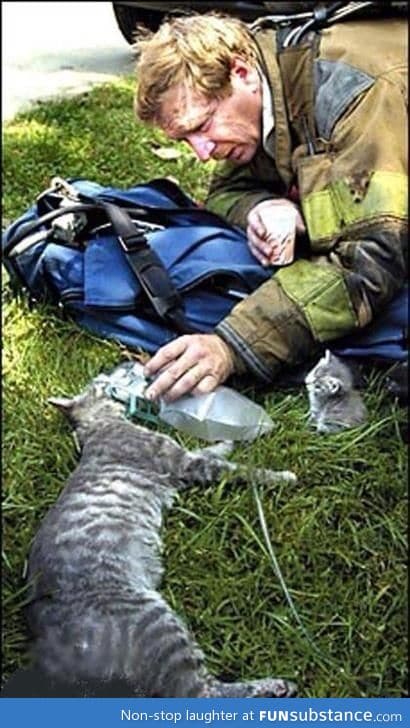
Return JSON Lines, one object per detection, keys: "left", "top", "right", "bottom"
{"left": 207, "top": 17, "right": 408, "bottom": 381}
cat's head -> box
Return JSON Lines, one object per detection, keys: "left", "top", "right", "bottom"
{"left": 48, "top": 376, "right": 126, "bottom": 433}
{"left": 305, "top": 349, "right": 353, "bottom": 397}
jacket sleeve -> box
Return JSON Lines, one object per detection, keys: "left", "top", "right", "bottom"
{"left": 214, "top": 70, "right": 408, "bottom": 382}
{"left": 206, "top": 148, "right": 287, "bottom": 229}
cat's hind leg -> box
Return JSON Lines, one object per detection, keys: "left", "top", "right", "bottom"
{"left": 202, "top": 675, "right": 297, "bottom": 698}
{"left": 124, "top": 590, "right": 208, "bottom": 697}
{"left": 124, "top": 591, "right": 297, "bottom": 698}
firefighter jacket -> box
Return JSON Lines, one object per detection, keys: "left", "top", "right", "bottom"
{"left": 206, "top": 17, "right": 408, "bottom": 381}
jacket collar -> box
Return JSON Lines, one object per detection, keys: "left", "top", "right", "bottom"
{"left": 260, "top": 70, "right": 275, "bottom": 155}
{"left": 254, "top": 28, "right": 293, "bottom": 187}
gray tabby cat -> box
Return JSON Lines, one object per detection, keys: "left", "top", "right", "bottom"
{"left": 26, "top": 378, "right": 297, "bottom": 698}
{"left": 305, "top": 349, "right": 367, "bottom": 434}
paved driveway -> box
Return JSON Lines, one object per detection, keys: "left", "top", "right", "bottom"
{"left": 2, "top": 1, "right": 134, "bottom": 121}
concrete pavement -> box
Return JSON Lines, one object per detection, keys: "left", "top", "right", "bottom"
{"left": 2, "top": 1, "right": 134, "bottom": 121}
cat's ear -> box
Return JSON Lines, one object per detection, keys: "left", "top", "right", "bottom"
{"left": 47, "top": 396, "right": 75, "bottom": 413}
{"left": 326, "top": 349, "right": 342, "bottom": 366}
{"left": 327, "top": 376, "right": 341, "bottom": 395}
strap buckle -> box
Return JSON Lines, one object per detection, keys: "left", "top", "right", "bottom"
{"left": 117, "top": 233, "right": 147, "bottom": 253}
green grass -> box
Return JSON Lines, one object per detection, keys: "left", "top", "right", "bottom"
{"left": 2, "top": 79, "right": 408, "bottom": 697}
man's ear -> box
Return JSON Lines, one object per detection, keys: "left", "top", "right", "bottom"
{"left": 230, "top": 56, "right": 259, "bottom": 88}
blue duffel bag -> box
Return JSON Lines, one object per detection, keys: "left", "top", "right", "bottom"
{"left": 2, "top": 176, "right": 408, "bottom": 361}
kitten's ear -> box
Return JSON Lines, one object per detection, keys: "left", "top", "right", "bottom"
{"left": 47, "top": 396, "right": 74, "bottom": 413}
{"left": 327, "top": 376, "right": 341, "bottom": 395}
{"left": 326, "top": 349, "right": 342, "bottom": 366}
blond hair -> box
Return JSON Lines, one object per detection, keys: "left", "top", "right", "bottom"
{"left": 134, "top": 12, "right": 257, "bottom": 123}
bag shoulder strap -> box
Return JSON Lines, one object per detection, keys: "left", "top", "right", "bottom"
{"left": 100, "top": 201, "right": 195, "bottom": 334}
{"left": 3, "top": 198, "right": 196, "bottom": 334}
{"left": 3, "top": 177, "right": 243, "bottom": 334}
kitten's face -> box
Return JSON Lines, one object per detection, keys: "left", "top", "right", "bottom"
{"left": 305, "top": 350, "right": 352, "bottom": 397}
{"left": 48, "top": 378, "right": 126, "bottom": 430}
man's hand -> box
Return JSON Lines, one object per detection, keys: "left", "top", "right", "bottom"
{"left": 247, "top": 198, "right": 305, "bottom": 266}
{"left": 144, "top": 334, "right": 235, "bottom": 402}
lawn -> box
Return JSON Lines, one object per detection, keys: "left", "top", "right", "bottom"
{"left": 2, "top": 78, "right": 408, "bottom": 697}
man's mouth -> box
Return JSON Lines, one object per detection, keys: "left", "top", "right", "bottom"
{"left": 229, "top": 146, "right": 240, "bottom": 160}
{"left": 227, "top": 146, "right": 244, "bottom": 162}
{"left": 211, "top": 146, "right": 246, "bottom": 163}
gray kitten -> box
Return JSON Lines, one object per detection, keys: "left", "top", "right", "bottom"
{"left": 25, "top": 378, "right": 297, "bottom": 698}
{"left": 305, "top": 350, "right": 367, "bottom": 434}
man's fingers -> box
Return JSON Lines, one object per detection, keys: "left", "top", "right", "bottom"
{"left": 144, "top": 334, "right": 234, "bottom": 401}
{"left": 144, "top": 336, "right": 210, "bottom": 400}
{"left": 144, "top": 336, "right": 189, "bottom": 377}
{"left": 247, "top": 227, "right": 273, "bottom": 266}
{"left": 145, "top": 354, "right": 200, "bottom": 400}
{"left": 159, "top": 364, "right": 208, "bottom": 402}
{"left": 248, "top": 211, "right": 266, "bottom": 239}
{"left": 193, "top": 374, "right": 219, "bottom": 395}
{"left": 248, "top": 241, "right": 270, "bottom": 266}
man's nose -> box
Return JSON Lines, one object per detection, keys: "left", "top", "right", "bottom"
{"left": 186, "top": 133, "right": 216, "bottom": 161}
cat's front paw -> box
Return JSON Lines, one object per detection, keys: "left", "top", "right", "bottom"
{"left": 195, "top": 441, "right": 234, "bottom": 458}
{"left": 317, "top": 420, "right": 347, "bottom": 434}
{"left": 254, "top": 469, "right": 297, "bottom": 485}
{"left": 246, "top": 677, "right": 298, "bottom": 698}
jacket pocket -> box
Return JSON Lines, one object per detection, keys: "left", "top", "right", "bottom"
{"left": 297, "top": 152, "right": 342, "bottom": 250}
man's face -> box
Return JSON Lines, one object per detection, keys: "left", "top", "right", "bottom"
{"left": 157, "top": 58, "right": 262, "bottom": 164}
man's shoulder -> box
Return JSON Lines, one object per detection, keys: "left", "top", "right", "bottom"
{"left": 318, "top": 18, "right": 406, "bottom": 76}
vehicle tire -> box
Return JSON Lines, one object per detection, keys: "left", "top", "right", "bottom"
{"left": 112, "top": 4, "right": 164, "bottom": 44}
{"left": 261, "top": 2, "right": 319, "bottom": 11}
{"left": 262, "top": 0, "right": 408, "bottom": 16}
